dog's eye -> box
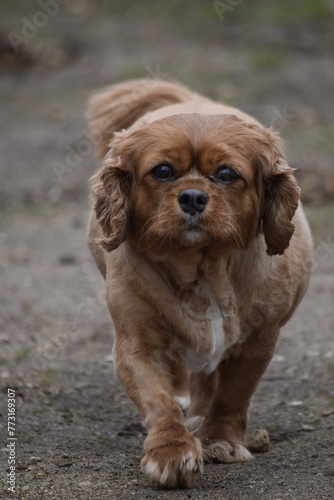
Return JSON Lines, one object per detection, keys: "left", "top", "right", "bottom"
{"left": 151, "top": 164, "right": 175, "bottom": 181}
{"left": 212, "top": 166, "right": 239, "bottom": 184}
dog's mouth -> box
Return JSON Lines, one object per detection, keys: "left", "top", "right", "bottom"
{"left": 186, "top": 224, "right": 202, "bottom": 233}
{"left": 182, "top": 219, "right": 207, "bottom": 244}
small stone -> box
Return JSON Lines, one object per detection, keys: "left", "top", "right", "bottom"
{"left": 247, "top": 429, "right": 270, "bottom": 453}
{"left": 301, "top": 425, "right": 315, "bottom": 432}
{"left": 288, "top": 400, "right": 304, "bottom": 407}
{"left": 0, "top": 333, "right": 10, "bottom": 343}
{"left": 58, "top": 254, "right": 76, "bottom": 265}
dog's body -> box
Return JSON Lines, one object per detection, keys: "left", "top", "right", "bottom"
{"left": 87, "top": 80, "right": 313, "bottom": 488}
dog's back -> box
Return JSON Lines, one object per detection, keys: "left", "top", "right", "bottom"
{"left": 88, "top": 79, "right": 195, "bottom": 159}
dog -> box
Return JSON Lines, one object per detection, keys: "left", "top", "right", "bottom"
{"left": 87, "top": 79, "right": 313, "bottom": 488}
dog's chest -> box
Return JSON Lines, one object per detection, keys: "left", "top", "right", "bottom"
{"left": 180, "top": 283, "right": 226, "bottom": 374}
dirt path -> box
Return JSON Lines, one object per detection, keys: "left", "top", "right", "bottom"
{"left": 1, "top": 2, "right": 334, "bottom": 498}
{"left": 1, "top": 206, "right": 333, "bottom": 499}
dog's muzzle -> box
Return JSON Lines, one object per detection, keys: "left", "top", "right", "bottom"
{"left": 178, "top": 189, "right": 209, "bottom": 216}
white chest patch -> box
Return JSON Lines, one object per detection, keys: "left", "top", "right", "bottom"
{"left": 182, "top": 283, "right": 226, "bottom": 374}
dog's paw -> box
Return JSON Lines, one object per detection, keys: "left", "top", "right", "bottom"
{"left": 202, "top": 439, "right": 253, "bottom": 463}
{"left": 141, "top": 431, "right": 203, "bottom": 488}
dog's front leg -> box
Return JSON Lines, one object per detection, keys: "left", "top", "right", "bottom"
{"left": 193, "top": 328, "right": 279, "bottom": 463}
{"left": 113, "top": 333, "right": 203, "bottom": 488}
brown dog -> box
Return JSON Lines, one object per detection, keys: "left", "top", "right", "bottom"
{"left": 87, "top": 79, "right": 313, "bottom": 488}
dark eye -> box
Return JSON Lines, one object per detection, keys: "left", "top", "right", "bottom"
{"left": 151, "top": 164, "right": 175, "bottom": 181}
{"left": 212, "top": 166, "right": 239, "bottom": 184}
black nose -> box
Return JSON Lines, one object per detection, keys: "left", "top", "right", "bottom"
{"left": 178, "top": 189, "right": 209, "bottom": 216}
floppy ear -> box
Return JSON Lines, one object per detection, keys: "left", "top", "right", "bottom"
{"left": 90, "top": 133, "right": 132, "bottom": 252}
{"left": 257, "top": 128, "right": 300, "bottom": 256}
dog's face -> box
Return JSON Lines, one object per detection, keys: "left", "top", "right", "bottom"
{"left": 91, "top": 113, "right": 300, "bottom": 256}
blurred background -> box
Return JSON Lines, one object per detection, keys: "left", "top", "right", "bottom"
{"left": 1, "top": 3, "right": 334, "bottom": 498}
{"left": 1, "top": 0, "right": 334, "bottom": 210}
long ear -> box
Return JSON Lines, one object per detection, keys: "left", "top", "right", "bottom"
{"left": 258, "top": 129, "right": 300, "bottom": 256}
{"left": 90, "top": 133, "right": 132, "bottom": 252}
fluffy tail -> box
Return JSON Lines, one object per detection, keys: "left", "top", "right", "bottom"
{"left": 88, "top": 79, "right": 195, "bottom": 159}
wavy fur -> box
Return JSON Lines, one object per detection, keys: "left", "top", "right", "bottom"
{"left": 87, "top": 79, "right": 313, "bottom": 489}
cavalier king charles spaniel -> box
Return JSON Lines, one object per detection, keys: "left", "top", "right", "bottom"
{"left": 87, "top": 79, "right": 313, "bottom": 488}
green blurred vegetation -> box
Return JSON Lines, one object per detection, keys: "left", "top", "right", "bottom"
{"left": 250, "top": 48, "right": 288, "bottom": 70}
{"left": 68, "top": 0, "right": 334, "bottom": 22}
{"left": 2, "top": 0, "right": 333, "bottom": 23}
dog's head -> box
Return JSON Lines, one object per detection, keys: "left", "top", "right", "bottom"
{"left": 90, "top": 113, "right": 300, "bottom": 256}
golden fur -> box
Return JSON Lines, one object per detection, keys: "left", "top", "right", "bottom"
{"left": 87, "top": 79, "right": 313, "bottom": 488}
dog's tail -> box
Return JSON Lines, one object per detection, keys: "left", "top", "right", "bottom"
{"left": 88, "top": 79, "right": 195, "bottom": 159}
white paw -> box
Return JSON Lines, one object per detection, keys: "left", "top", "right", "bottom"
{"left": 203, "top": 440, "right": 253, "bottom": 463}
{"left": 141, "top": 437, "right": 203, "bottom": 488}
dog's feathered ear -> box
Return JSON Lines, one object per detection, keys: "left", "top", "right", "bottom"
{"left": 90, "top": 132, "right": 132, "bottom": 252}
{"left": 248, "top": 125, "right": 300, "bottom": 256}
